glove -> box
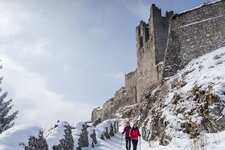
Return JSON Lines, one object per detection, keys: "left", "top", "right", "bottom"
{"left": 139, "top": 134, "right": 141, "bottom": 137}
{"left": 122, "top": 132, "right": 124, "bottom": 134}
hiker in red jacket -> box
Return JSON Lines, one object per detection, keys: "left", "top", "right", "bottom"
{"left": 122, "top": 122, "right": 131, "bottom": 150}
{"left": 129, "top": 123, "right": 141, "bottom": 150}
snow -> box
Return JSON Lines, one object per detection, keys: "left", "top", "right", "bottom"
{"left": 46, "top": 119, "right": 119, "bottom": 150}
{"left": 47, "top": 121, "right": 89, "bottom": 149}
{"left": 162, "top": 46, "right": 225, "bottom": 115}
{"left": 82, "top": 121, "right": 148, "bottom": 150}
{"left": 95, "top": 119, "right": 117, "bottom": 137}
{"left": 83, "top": 133, "right": 123, "bottom": 150}
{"left": 46, "top": 121, "right": 69, "bottom": 148}
{"left": 96, "top": 107, "right": 102, "bottom": 111}
{"left": 175, "top": 47, "right": 225, "bottom": 97}
{"left": 0, "top": 124, "right": 41, "bottom": 150}
{"left": 143, "top": 47, "right": 225, "bottom": 149}
{"left": 84, "top": 124, "right": 225, "bottom": 150}
{"left": 73, "top": 122, "right": 86, "bottom": 148}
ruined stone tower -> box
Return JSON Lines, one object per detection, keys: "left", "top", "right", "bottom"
{"left": 135, "top": 4, "right": 173, "bottom": 102}
{"left": 92, "top": 1, "right": 225, "bottom": 123}
{"left": 91, "top": 4, "right": 173, "bottom": 122}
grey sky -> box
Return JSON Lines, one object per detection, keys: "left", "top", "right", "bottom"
{"left": 0, "top": 0, "right": 210, "bottom": 126}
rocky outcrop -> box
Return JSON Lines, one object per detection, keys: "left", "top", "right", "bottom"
{"left": 75, "top": 119, "right": 119, "bottom": 149}
{"left": 126, "top": 48, "right": 225, "bottom": 146}
{"left": 104, "top": 127, "right": 110, "bottom": 139}
{"left": 96, "top": 119, "right": 119, "bottom": 141}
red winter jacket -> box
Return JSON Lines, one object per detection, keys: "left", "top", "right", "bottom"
{"left": 129, "top": 128, "right": 140, "bottom": 141}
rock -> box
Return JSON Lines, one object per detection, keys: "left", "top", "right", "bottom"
{"left": 104, "top": 127, "right": 110, "bottom": 139}
{"left": 114, "top": 121, "right": 119, "bottom": 133}
{"left": 93, "top": 118, "right": 101, "bottom": 127}
{"left": 109, "top": 123, "right": 114, "bottom": 137}
{"left": 160, "top": 133, "right": 172, "bottom": 146}
{"left": 100, "top": 133, "right": 105, "bottom": 140}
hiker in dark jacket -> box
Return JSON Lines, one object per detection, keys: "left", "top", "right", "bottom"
{"left": 122, "top": 122, "right": 131, "bottom": 150}
{"left": 129, "top": 123, "right": 140, "bottom": 150}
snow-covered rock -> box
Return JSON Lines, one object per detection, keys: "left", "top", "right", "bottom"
{"left": 47, "top": 121, "right": 69, "bottom": 149}
{"left": 135, "top": 47, "right": 225, "bottom": 147}
{"left": 0, "top": 119, "right": 119, "bottom": 150}
{"left": 0, "top": 124, "right": 42, "bottom": 150}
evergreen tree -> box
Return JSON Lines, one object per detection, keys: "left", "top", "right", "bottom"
{"left": 52, "top": 124, "right": 74, "bottom": 150}
{"left": 0, "top": 65, "right": 18, "bottom": 134}
{"left": 60, "top": 124, "right": 74, "bottom": 150}
{"left": 20, "top": 131, "right": 48, "bottom": 150}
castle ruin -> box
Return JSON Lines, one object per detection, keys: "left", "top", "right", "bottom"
{"left": 92, "top": 0, "right": 225, "bottom": 122}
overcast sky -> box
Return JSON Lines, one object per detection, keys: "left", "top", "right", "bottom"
{"left": 0, "top": 0, "right": 211, "bottom": 127}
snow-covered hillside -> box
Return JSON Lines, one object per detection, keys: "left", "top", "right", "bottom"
{"left": 0, "top": 125, "right": 41, "bottom": 150}
{"left": 91, "top": 46, "right": 225, "bottom": 150}
{"left": 136, "top": 47, "right": 225, "bottom": 149}
{"left": 0, "top": 119, "right": 118, "bottom": 150}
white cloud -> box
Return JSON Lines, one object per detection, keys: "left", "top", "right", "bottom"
{"left": 0, "top": 55, "right": 95, "bottom": 127}
{"left": 13, "top": 39, "right": 51, "bottom": 58}
{"left": 0, "top": 1, "right": 31, "bottom": 36}
{"left": 0, "top": 0, "right": 132, "bottom": 127}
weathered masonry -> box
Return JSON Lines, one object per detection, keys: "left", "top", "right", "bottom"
{"left": 163, "top": 0, "right": 225, "bottom": 77}
{"left": 92, "top": 1, "right": 225, "bottom": 122}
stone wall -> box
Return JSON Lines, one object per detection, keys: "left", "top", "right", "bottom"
{"left": 92, "top": 87, "right": 132, "bottom": 122}
{"left": 101, "top": 98, "right": 114, "bottom": 120}
{"left": 136, "top": 39, "right": 158, "bottom": 102}
{"left": 136, "top": 4, "right": 172, "bottom": 102}
{"left": 125, "top": 70, "right": 137, "bottom": 104}
{"left": 163, "top": 0, "right": 225, "bottom": 77}
{"left": 152, "top": 5, "right": 173, "bottom": 65}
{"left": 92, "top": 1, "right": 225, "bottom": 123}
{"left": 91, "top": 4, "right": 173, "bottom": 122}
{"left": 91, "top": 107, "right": 102, "bottom": 123}
{"left": 112, "top": 87, "right": 127, "bottom": 112}
{"left": 91, "top": 98, "right": 114, "bottom": 122}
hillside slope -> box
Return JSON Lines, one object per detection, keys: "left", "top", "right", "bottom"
{"left": 127, "top": 46, "right": 225, "bottom": 148}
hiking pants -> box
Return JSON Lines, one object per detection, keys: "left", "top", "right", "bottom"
{"left": 125, "top": 138, "right": 131, "bottom": 150}
{"left": 132, "top": 139, "right": 138, "bottom": 150}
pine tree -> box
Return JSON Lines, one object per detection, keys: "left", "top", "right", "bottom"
{"left": 0, "top": 65, "right": 18, "bottom": 134}
{"left": 20, "top": 131, "right": 48, "bottom": 150}
{"left": 52, "top": 124, "right": 74, "bottom": 150}
{"left": 60, "top": 124, "right": 74, "bottom": 150}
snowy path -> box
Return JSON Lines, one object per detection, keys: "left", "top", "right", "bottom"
{"left": 92, "top": 133, "right": 125, "bottom": 150}
{"left": 83, "top": 130, "right": 150, "bottom": 150}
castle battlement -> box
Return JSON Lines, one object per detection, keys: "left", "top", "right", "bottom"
{"left": 136, "top": 21, "right": 149, "bottom": 49}
{"left": 92, "top": 0, "right": 225, "bottom": 123}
